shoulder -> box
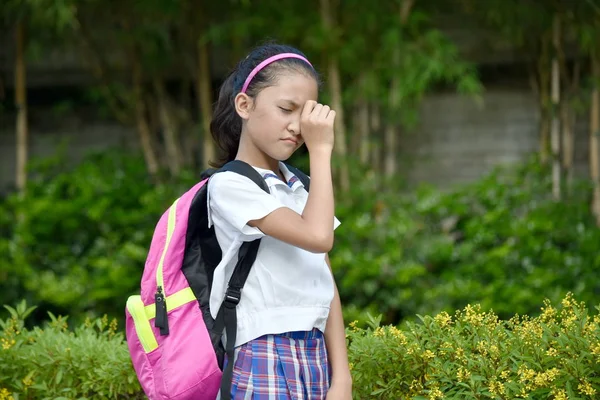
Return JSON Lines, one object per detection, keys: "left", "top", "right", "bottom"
{"left": 209, "top": 170, "right": 259, "bottom": 192}
{"left": 208, "top": 170, "right": 280, "bottom": 214}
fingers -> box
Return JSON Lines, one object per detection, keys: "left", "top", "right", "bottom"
{"left": 312, "top": 103, "right": 324, "bottom": 118}
{"left": 303, "top": 100, "right": 334, "bottom": 121}
{"left": 326, "top": 109, "right": 336, "bottom": 124}
{"left": 301, "top": 100, "right": 317, "bottom": 119}
{"left": 318, "top": 105, "right": 331, "bottom": 119}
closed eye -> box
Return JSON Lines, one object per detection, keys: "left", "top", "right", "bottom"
{"left": 279, "top": 107, "right": 292, "bottom": 113}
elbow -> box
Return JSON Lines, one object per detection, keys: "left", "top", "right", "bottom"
{"left": 310, "top": 232, "right": 334, "bottom": 254}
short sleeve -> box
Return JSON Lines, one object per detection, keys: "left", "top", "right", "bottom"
{"left": 208, "top": 171, "right": 285, "bottom": 241}
{"left": 334, "top": 216, "right": 341, "bottom": 230}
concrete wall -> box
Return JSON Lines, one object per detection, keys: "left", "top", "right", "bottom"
{"left": 0, "top": 88, "right": 592, "bottom": 193}
{"left": 405, "top": 89, "right": 590, "bottom": 187}
{"left": 0, "top": 110, "right": 136, "bottom": 193}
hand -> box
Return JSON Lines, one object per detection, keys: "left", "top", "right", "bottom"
{"left": 300, "top": 100, "right": 336, "bottom": 153}
{"left": 326, "top": 381, "right": 353, "bottom": 400}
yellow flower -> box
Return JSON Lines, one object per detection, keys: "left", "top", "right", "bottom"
{"left": 541, "top": 299, "right": 557, "bottom": 322}
{"left": 561, "top": 293, "right": 575, "bottom": 309}
{"left": 428, "top": 386, "right": 444, "bottom": 400}
{"left": 423, "top": 350, "right": 435, "bottom": 361}
{"left": 546, "top": 347, "right": 558, "bottom": 357}
{"left": 388, "top": 326, "right": 407, "bottom": 345}
{"left": 409, "top": 379, "right": 423, "bottom": 392}
{"left": 462, "top": 304, "right": 484, "bottom": 326}
{"left": 578, "top": 379, "right": 596, "bottom": 397}
{"left": 533, "top": 368, "right": 560, "bottom": 388}
{"left": 517, "top": 365, "right": 536, "bottom": 384}
{"left": 438, "top": 341, "right": 453, "bottom": 356}
{"left": 1, "top": 338, "right": 16, "bottom": 350}
{"left": 590, "top": 342, "right": 600, "bottom": 355}
{"left": 552, "top": 388, "right": 568, "bottom": 400}
{"left": 434, "top": 312, "right": 452, "bottom": 328}
{"left": 22, "top": 376, "right": 33, "bottom": 387}
{"left": 561, "top": 312, "right": 578, "bottom": 330}
{"left": 0, "top": 388, "right": 14, "bottom": 400}
{"left": 407, "top": 345, "right": 420, "bottom": 355}
{"left": 488, "top": 379, "right": 505, "bottom": 396}
{"left": 476, "top": 341, "right": 489, "bottom": 357}
{"left": 457, "top": 367, "right": 470, "bottom": 382}
{"left": 109, "top": 318, "right": 118, "bottom": 337}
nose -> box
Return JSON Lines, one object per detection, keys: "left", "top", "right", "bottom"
{"left": 288, "top": 117, "right": 301, "bottom": 137}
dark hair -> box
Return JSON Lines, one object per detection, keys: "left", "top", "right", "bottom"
{"left": 210, "top": 43, "right": 320, "bottom": 167}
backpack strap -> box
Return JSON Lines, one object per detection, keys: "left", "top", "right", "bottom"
{"left": 218, "top": 160, "right": 270, "bottom": 193}
{"left": 209, "top": 161, "right": 309, "bottom": 400}
{"left": 209, "top": 160, "right": 268, "bottom": 400}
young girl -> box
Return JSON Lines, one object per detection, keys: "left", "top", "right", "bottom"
{"left": 207, "top": 42, "right": 352, "bottom": 399}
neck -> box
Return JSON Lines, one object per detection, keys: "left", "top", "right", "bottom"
{"left": 236, "top": 135, "right": 281, "bottom": 175}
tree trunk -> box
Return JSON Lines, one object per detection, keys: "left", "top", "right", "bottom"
{"left": 561, "top": 100, "right": 575, "bottom": 193}
{"left": 371, "top": 102, "right": 382, "bottom": 173}
{"left": 384, "top": 0, "right": 414, "bottom": 178}
{"left": 15, "top": 21, "right": 28, "bottom": 193}
{"left": 384, "top": 71, "right": 399, "bottom": 177}
{"left": 550, "top": 15, "right": 561, "bottom": 201}
{"left": 559, "top": 46, "right": 580, "bottom": 195}
{"left": 590, "top": 56, "right": 600, "bottom": 226}
{"left": 154, "top": 79, "right": 183, "bottom": 176}
{"left": 537, "top": 36, "right": 551, "bottom": 163}
{"left": 320, "top": 0, "right": 349, "bottom": 192}
{"left": 132, "top": 58, "right": 159, "bottom": 177}
{"left": 358, "top": 99, "right": 370, "bottom": 165}
{"left": 197, "top": 38, "right": 215, "bottom": 169}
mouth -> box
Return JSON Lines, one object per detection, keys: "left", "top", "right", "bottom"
{"left": 282, "top": 138, "right": 299, "bottom": 146}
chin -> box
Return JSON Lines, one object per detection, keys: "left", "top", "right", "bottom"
{"left": 270, "top": 150, "right": 296, "bottom": 162}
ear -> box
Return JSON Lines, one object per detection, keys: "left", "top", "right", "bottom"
{"left": 234, "top": 92, "right": 254, "bottom": 120}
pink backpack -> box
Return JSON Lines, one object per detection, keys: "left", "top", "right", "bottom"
{"left": 125, "top": 160, "right": 310, "bottom": 400}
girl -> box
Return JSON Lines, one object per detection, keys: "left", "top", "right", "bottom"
{"left": 207, "top": 42, "right": 352, "bottom": 400}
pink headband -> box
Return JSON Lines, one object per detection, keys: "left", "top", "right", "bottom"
{"left": 241, "top": 53, "right": 313, "bottom": 94}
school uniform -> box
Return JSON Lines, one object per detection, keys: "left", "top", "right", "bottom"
{"left": 207, "top": 161, "right": 340, "bottom": 399}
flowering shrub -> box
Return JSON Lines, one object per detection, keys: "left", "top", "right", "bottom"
{"left": 347, "top": 293, "right": 600, "bottom": 399}
{"left": 2, "top": 294, "right": 599, "bottom": 399}
{"left": 0, "top": 301, "right": 143, "bottom": 399}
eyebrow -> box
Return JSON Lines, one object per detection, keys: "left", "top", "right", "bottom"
{"left": 281, "top": 99, "right": 301, "bottom": 107}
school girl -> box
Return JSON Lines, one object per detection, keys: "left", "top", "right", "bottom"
{"left": 207, "top": 42, "right": 352, "bottom": 399}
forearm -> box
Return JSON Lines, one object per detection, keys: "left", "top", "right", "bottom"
{"left": 303, "top": 150, "right": 334, "bottom": 244}
{"left": 324, "top": 255, "right": 352, "bottom": 385}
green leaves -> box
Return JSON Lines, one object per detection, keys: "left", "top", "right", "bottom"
{"left": 332, "top": 155, "right": 600, "bottom": 326}
{"left": 348, "top": 294, "right": 600, "bottom": 399}
{"left": 0, "top": 150, "right": 197, "bottom": 324}
{"left": 0, "top": 302, "right": 144, "bottom": 399}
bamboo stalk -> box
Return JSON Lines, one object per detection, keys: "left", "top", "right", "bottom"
{"left": 15, "top": 21, "right": 28, "bottom": 193}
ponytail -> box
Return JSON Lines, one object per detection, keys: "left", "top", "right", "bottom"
{"left": 210, "top": 71, "right": 242, "bottom": 168}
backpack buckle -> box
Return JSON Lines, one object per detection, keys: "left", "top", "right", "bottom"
{"left": 224, "top": 287, "right": 242, "bottom": 306}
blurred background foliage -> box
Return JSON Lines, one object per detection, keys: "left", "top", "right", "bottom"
{"left": 1, "top": 0, "right": 600, "bottom": 329}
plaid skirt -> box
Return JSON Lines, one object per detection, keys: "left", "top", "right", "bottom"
{"left": 227, "top": 329, "right": 330, "bottom": 399}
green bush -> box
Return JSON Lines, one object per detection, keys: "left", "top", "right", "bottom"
{"left": 2, "top": 150, "right": 600, "bottom": 327}
{"left": 348, "top": 293, "right": 600, "bottom": 399}
{"left": 331, "top": 157, "right": 600, "bottom": 324}
{"left": 0, "top": 301, "right": 143, "bottom": 399}
{"left": 2, "top": 295, "right": 598, "bottom": 399}
{"left": 0, "top": 150, "right": 197, "bottom": 324}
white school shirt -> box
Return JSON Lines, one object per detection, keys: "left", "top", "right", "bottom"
{"left": 206, "top": 162, "right": 340, "bottom": 347}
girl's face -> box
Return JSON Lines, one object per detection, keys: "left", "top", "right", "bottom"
{"left": 236, "top": 71, "right": 319, "bottom": 169}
